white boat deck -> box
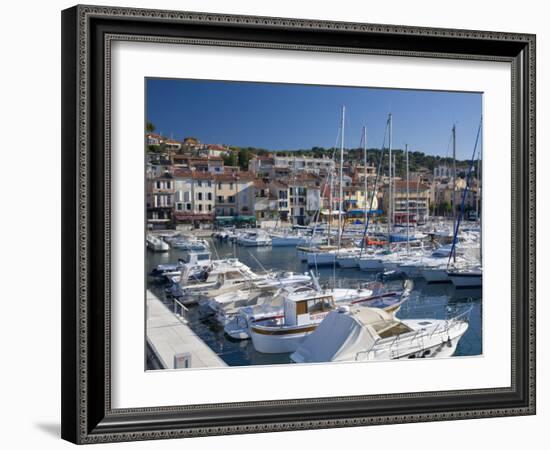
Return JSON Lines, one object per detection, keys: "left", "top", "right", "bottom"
{"left": 146, "top": 290, "right": 226, "bottom": 369}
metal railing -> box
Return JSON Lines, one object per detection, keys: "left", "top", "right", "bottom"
{"left": 172, "top": 297, "right": 189, "bottom": 322}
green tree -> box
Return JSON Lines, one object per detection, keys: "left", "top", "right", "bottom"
{"left": 223, "top": 151, "right": 238, "bottom": 167}
{"left": 238, "top": 147, "right": 252, "bottom": 170}
{"left": 146, "top": 121, "right": 155, "bottom": 133}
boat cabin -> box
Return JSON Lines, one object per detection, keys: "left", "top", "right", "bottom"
{"left": 182, "top": 250, "right": 211, "bottom": 265}
{"left": 284, "top": 293, "right": 335, "bottom": 326}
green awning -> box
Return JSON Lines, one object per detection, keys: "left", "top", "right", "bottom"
{"left": 236, "top": 215, "right": 256, "bottom": 222}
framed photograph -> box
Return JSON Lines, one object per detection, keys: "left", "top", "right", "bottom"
{"left": 61, "top": 5, "right": 536, "bottom": 444}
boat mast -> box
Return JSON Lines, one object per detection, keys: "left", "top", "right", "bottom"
{"left": 405, "top": 144, "right": 410, "bottom": 254}
{"left": 416, "top": 178, "right": 420, "bottom": 224}
{"left": 452, "top": 124, "right": 457, "bottom": 263}
{"left": 388, "top": 113, "right": 393, "bottom": 234}
{"left": 363, "top": 125, "right": 368, "bottom": 222}
{"left": 337, "top": 105, "right": 345, "bottom": 250}
{"left": 479, "top": 117, "right": 483, "bottom": 268}
{"left": 327, "top": 171, "right": 332, "bottom": 246}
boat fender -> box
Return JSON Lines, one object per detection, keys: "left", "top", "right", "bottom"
{"left": 446, "top": 336, "right": 452, "bottom": 348}
{"left": 338, "top": 305, "right": 351, "bottom": 314}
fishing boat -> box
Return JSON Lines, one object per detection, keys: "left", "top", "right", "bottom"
{"left": 290, "top": 304, "right": 469, "bottom": 363}
{"left": 248, "top": 280, "right": 412, "bottom": 353}
{"left": 146, "top": 234, "right": 169, "bottom": 252}
{"left": 199, "top": 272, "right": 312, "bottom": 321}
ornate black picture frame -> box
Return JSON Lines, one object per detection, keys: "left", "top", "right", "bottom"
{"left": 61, "top": 4, "right": 536, "bottom": 444}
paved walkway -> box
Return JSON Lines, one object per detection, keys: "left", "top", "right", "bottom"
{"left": 146, "top": 290, "right": 226, "bottom": 369}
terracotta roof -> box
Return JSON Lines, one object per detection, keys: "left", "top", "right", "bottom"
{"left": 269, "top": 180, "right": 289, "bottom": 189}
{"left": 214, "top": 172, "right": 255, "bottom": 182}
{"left": 192, "top": 172, "right": 214, "bottom": 180}
{"left": 172, "top": 168, "right": 216, "bottom": 181}
{"left": 392, "top": 180, "right": 430, "bottom": 191}
{"left": 207, "top": 144, "right": 226, "bottom": 151}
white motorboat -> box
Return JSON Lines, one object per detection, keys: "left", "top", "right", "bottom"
{"left": 236, "top": 230, "right": 272, "bottom": 247}
{"left": 150, "top": 261, "right": 184, "bottom": 278}
{"left": 167, "top": 250, "right": 212, "bottom": 282}
{"left": 166, "top": 259, "right": 265, "bottom": 304}
{"left": 248, "top": 282, "right": 411, "bottom": 353}
{"left": 146, "top": 234, "right": 169, "bottom": 252}
{"left": 290, "top": 304, "right": 469, "bottom": 363}
{"left": 170, "top": 237, "right": 210, "bottom": 251}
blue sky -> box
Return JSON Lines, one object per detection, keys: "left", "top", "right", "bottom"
{"left": 146, "top": 78, "right": 482, "bottom": 160}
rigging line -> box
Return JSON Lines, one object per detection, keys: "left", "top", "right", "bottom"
{"left": 447, "top": 116, "right": 483, "bottom": 268}
{"left": 359, "top": 117, "right": 390, "bottom": 257}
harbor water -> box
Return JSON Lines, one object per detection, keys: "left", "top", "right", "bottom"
{"left": 147, "top": 238, "right": 482, "bottom": 367}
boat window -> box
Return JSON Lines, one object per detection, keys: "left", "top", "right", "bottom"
{"left": 307, "top": 297, "right": 333, "bottom": 313}
{"left": 197, "top": 254, "right": 209, "bottom": 261}
{"left": 296, "top": 301, "right": 308, "bottom": 316}
{"left": 225, "top": 271, "right": 242, "bottom": 280}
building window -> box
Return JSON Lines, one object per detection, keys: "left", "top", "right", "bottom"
{"left": 198, "top": 204, "right": 203, "bottom": 211}
{"left": 208, "top": 204, "right": 212, "bottom": 211}
{"left": 186, "top": 203, "right": 191, "bottom": 210}
{"left": 197, "top": 192, "right": 203, "bottom": 201}
{"left": 229, "top": 182, "right": 234, "bottom": 190}
{"left": 228, "top": 196, "right": 235, "bottom": 203}
{"left": 207, "top": 192, "right": 212, "bottom": 201}
{"left": 217, "top": 196, "right": 224, "bottom": 203}
{"left": 197, "top": 180, "right": 202, "bottom": 187}
{"left": 218, "top": 183, "right": 222, "bottom": 190}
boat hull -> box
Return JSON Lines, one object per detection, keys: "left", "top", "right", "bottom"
{"left": 250, "top": 325, "right": 316, "bottom": 353}
{"left": 271, "top": 236, "right": 307, "bottom": 246}
{"left": 421, "top": 268, "right": 451, "bottom": 283}
{"left": 448, "top": 272, "right": 482, "bottom": 288}
{"left": 336, "top": 256, "right": 359, "bottom": 268}
{"left": 358, "top": 258, "right": 384, "bottom": 272}
{"left": 307, "top": 252, "right": 336, "bottom": 266}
